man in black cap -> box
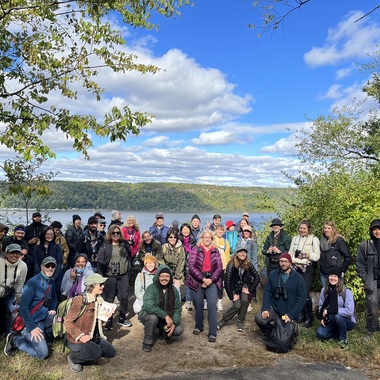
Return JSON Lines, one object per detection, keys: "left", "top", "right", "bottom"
{"left": 262, "top": 218, "right": 292, "bottom": 277}
{"left": 357, "top": 219, "right": 380, "bottom": 340}
{"left": 4, "top": 256, "right": 57, "bottom": 358}
{"left": 149, "top": 213, "right": 169, "bottom": 245}
{"left": 25, "top": 212, "right": 47, "bottom": 253}
{"left": 76, "top": 216, "right": 104, "bottom": 271}
{"left": 65, "top": 215, "right": 83, "bottom": 269}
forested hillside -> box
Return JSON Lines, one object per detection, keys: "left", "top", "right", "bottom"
{"left": 0, "top": 181, "right": 295, "bottom": 212}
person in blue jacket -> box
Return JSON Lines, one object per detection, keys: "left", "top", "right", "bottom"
{"left": 4, "top": 256, "right": 57, "bottom": 359}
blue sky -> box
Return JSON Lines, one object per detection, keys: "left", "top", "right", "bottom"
{"left": 2, "top": 0, "right": 380, "bottom": 187}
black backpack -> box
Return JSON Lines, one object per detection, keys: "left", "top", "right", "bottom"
{"left": 266, "top": 314, "right": 298, "bottom": 353}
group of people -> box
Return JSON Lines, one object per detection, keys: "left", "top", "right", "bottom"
{"left": 0, "top": 210, "right": 379, "bottom": 372}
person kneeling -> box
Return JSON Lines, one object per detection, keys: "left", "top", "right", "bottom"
{"left": 316, "top": 267, "right": 356, "bottom": 348}
{"left": 64, "top": 273, "right": 116, "bottom": 372}
{"left": 139, "top": 265, "right": 184, "bottom": 352}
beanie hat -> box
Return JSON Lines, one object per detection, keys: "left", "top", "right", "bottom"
{"left": 328, "top": 267, "right": 342, "bottom": 279}
{"left": 370, "top": 219, "right": 380, "bottom": 230}
{"left": 144, "top": 255, "right": 158, "bottom": 266}
{"left": 191, "top": 214, "right": 201, "bottom": 222}
{"left": 74, "top": 253, "right": 88, "bottom": 263}
{"left": 14, "top": 225, "right": 26, "bottom": 232}
{"left": 280, "top": 253, "right": 292, "bottom": 263}
{"left": 72, "top": 214, "right": 81, "bottom": 223}
{"left": 159, "top": 267, "right": 172, "bottom": 276}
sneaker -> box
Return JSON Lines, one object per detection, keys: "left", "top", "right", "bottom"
{"left": 217, "top": 320, "right": 225, "bottom": 330}
{"left": 237, "top": 320, "right": 244, "bottom": 332}
{"left": 118, "top": 318, "right": 132, "bottom": 327}
{"left": 208, "top": 335, "right": 216, "bottom": 343}
{"left": 142, "top": 343, "right": 152, "bottom": 352}
{"left": 203, "top": 300, "right": 207, "bottom": 310}
{"left": 247, "top": 304, "right": 253, "bottom": 312}
{"left": 104, "top": 319, "right": 113, "bottom": 330}
{"left": 67, "top": 354, "right": 83, "bottom": 372}
{"left": 217, "top": 299, "right": 223, "bottom": 311}
{"left": 193, "top": 328, "right": 202, "bottom": 335}
{"left": 186, "top": 301, "right": 193, "bottom": 311}
{"left": 4, "top": 331, "right": 17, "bottom": 357}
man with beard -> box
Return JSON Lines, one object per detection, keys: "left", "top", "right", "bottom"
{"left": 139, "top": 265, "right": 184, "bottom": 352}
{"left": 357, "top": 219, "right": 380, "bottom": 340}
{"left": 255, "top": 253, "right": 306, "bottom": 339}
{"left": 4, "top": 256, "right": 57, "bottom": 359}
{"left": 25, "top": 212, "right": 47, "bottom": 253}
{"left": 76, "top": 216, "right": 104, "bottom": 272}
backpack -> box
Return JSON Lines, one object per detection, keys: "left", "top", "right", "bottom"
{"left": 266, "top": 314, "right": 298, "bottom": 353}
{"left": 52, "top": 294, "right": 87, "bottom": 339}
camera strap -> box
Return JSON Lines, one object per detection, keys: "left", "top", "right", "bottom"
{"left": 4, "top": 264, "right": 18, "bottom": 288}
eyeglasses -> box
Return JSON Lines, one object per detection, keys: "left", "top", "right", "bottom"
{"left": 112, "top": 231, "right": 121, "bottom": 235}
{"left": 44, "top": 264, "right": 56, "bottom": 269}
{"left": 99, "top": 224, "right": 106, "bottom": 227}
{"left": 168, "top": 236, "right": 176, "bottom": 239}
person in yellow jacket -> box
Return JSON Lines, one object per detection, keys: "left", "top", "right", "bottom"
{"left": 213, "top": 225, "right": 230, "bottom": 311}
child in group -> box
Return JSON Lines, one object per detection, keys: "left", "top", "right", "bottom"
{"left": 214, "top": 225, "right": 231, "bottom": 311}
{"left": 225, "top": 220, "right": 238, "bottom": 256}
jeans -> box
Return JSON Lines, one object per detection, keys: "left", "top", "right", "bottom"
{"left": 364, "top": 287, "right": 380, "bottom": 333}
{"left": 140, "top": 312, "right": 184, "bottom": 345}
{"left": 103, "top": 273, "right": 129, "bottom": 316}
{"left": 221, "top": 292, "right": 249, "bottom": 323}
{"left": 316, "top": 314, "right": 356, "bottom": 342}
{"left": 191, "top": 284, "right": 218, "bottom": 336}
{"left": 13, "top": 313, "right": 54, "bottom": 359}
{"left": 67, "top": 338, "right": 116, "bottom": 364}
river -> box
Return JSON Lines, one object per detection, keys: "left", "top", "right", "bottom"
{"left": 0, "top": 209, "right": 277, "bottom": 232}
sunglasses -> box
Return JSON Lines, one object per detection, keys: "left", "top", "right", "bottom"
{"left": 168, "top": 236, "right": 176, "bottom": 239}
{"left": 112, "top": 231, "right": 121, "bottom": 235}
{"left": 44, "top": 264, "right": 56, "bottom": 269}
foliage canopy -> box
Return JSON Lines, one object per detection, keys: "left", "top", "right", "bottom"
{"left": 0, "top": 0, "right": 187, "bottom": 160}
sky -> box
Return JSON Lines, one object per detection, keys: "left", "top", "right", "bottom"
{"left": 2, "top": 0, "right": 380, "bottom": 187}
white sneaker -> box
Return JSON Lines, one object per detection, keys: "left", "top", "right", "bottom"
{"left": 247, "top": 304, "right": 252, "bottom": 312}
{"left": 203, "top": 300, "right": 207, "bottom": 310}
{"left": 217, "top": 299, "right": 223, "bottom": 311}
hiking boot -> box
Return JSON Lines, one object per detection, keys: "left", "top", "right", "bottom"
{"left": 217, "top": 299, "right": 223, "bottom": 311}
{"left": 193, "top": 328, "right": 202, "bottom": 335}
{"left": 186, "top": 301, "right": 193, "bottom": 311}
{"left": 203, "top": 300, "right": 207, "bottom": 310}
{"left": 104, "top": 318, "right": 113, "bottom": 331}
{"left": 237, "top": 320, "right": 244, "bottom": 332}
{"left": 143, "top": 343, "right": 152, "bottom": 352}
{"left": 67, "top": 354, "right": 83, "bottom": 372}
{"left": 118, "top": 318, "right": 132, "bottom": 327}
{"left": 208, "top": 335, "right": 216, "bottom": 343}
{"left": 217, "top": 320, "right": 225, "bottom": 330}
{"left": 4, "top": 331, "right": 17, "bottom": 357}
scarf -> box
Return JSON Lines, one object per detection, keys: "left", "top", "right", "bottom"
{"left": 320, "top": 235, "right": 331, "bottom": 251}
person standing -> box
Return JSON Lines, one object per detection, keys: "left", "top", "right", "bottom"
{"left": 254, "top": 253, "right": 306, "bottom": 340}
{"left": 97, "top": 225, "right": 132, "bottom": 329}
{"left": 262, "top": 218, "right": 292, "bottom": 276}
{"left": 0, "top": 223, "right": 9, "bottom": 253}
{"left": 25, "top": 212, "right": 47, "bottom": 254}
{"left": 121, "top": 215, "right": 141, "bottom": 258}
{"left": 50, "top": 221, "right": 70, "bottom": 270}
{"left": 319, "top": 221, "right": 351, "bottom": 287}
{"left": 65, "top": 214, "right": 83, "bottom": 269}
{"left": 149, "top": 212, "right": 169, "bottom": 245}
{"left": 140, "top": 265, "right": 184, "bottom": 352}
{"left": 288, "top": 220, "right": 320, "bottom": 328}
{"left": 4, "top": 256, "right": 57, "bottom": 359}
{"left": 64, "top": 273, "right": 116, "bottom": 373}
{"left": 190, "top": 214, "right": 202, "bottom": 242}
{"left": 109, "top": 210, "right": 123, "bottom": 228}
{"left": 186, "top": 230, "right": 223, "bottom": 343}
{"left": 225, "top": 220, "right": 238, "bottom": 256}
{"left": 356, "top": 219, "right": 380, "bottom": 340}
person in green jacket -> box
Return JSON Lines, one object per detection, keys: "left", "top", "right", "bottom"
{"left": 139, "top": 265, "right": 184, "bottom": 352}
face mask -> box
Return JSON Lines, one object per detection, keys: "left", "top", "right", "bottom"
{"left": 76, "top": 267, "right": 85, "bottom": 274}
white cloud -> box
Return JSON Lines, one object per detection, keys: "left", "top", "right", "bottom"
{"left": 192, "top": 131, "right": 235, "bottom": 145}
{"left": 335, "top": 66, "right": 354, "bottom": 80}
{"left": 262, "top": 135, "right": 299, "bottom": 156}
{"left": 304, "top": 11, "right": 380, "bottom": 67}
